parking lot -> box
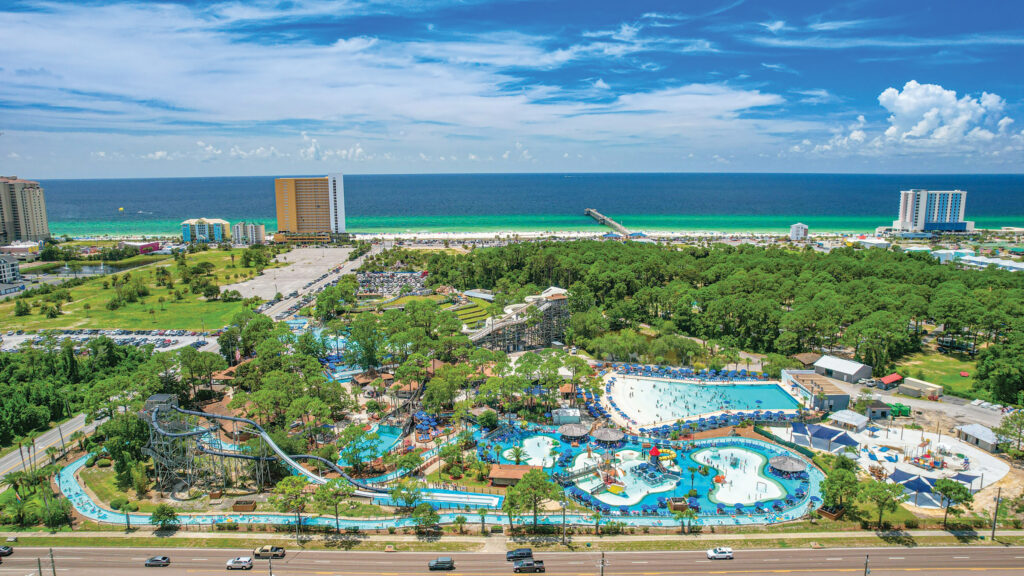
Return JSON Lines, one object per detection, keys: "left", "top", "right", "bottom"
{"left": 222, "top": 246, "right": 356, "bottom": 301}
{"left": 1, "top": 329, "right": 212, "bottom": 354}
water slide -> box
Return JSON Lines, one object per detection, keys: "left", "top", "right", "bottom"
{"left": 150, "top": 405, "right": 501, "bottom": 508}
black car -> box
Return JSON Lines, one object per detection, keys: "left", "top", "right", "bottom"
{"left": 506, "top": 548, "right": 533, "bottom": 562}
{"left": 0, "top": 546, "right": 11, "bottom": 557}
{"left": 145, "top": 556, "right": 171, "bottom": 567}
{"left": 428, "top": 557, "right": 456, "bottom": 570}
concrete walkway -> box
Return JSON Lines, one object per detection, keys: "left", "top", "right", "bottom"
{"left": 6, "top": 529, "right": 1022, "bottom": 544}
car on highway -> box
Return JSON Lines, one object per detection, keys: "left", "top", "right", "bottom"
{"left": 145, "top": 556, "right": 171, "bottom": 567}
{"left": 253, "top": 546, "right": 286, "bottom": 559}
{"left": 226, "top": 556, "right": 253, "bottom": 570}
{"left": 513, "top": 560, "right": 545, "bottom": 573}
{"left": 706, "top": 547, "right": 734, "bottom": 560}
{"left": 428, "top": 557, "right": 456, "bottom": 570}
{"left": 0, "top": 546, "right": 12, "bottom": 556}
{"left": 507, "top": 549, "right": 533, "bottom": 562}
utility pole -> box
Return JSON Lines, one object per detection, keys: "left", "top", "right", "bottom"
{"left": 37, "top": 557, "right": 43, "bottom": 576}
{"left": 125, "top": 509, "right": 131, "bottom": 532}
{"left": 991, "top": 486, "right": 1002, "bottom": 540}
{"left": 269, "top": 556, "right": 274, "bottom": 576}
{"left": 561, "top": 500, "right": 567, "bottom": 545}
{"left": 49, "top": 548, "right": 57, "bottom": 576}
{"left": 599, "top": 552, "right": 607, "bottom": 576}
{"left": 863, "top": 554, "right": 870, "bottom": 575}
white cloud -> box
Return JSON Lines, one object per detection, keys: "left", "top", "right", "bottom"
{"left": 229, "top": 145, "right": 282, "bottom": 159}
{"left": 878, "top": 80, "right": 1011, "bottom": 146}
{"left": 793, "top": 88, "right": 836, "bottom": 104}
{"left": 593, "top": 78, "right": 610, "bottom": 90}
{"left": 759, "top": 20, "right": 788, "bottom": 34}
{"left": 761, "top": 62, "right": 799, "bottom": 75}
{"left": 142, "top": 150, "right": 170, "bottom": 160}
{"left": 299, "top": 132, "right": 322, "bottom": 161}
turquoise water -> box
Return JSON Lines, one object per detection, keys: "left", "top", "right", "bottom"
{"left": 362, "top": 424, "right": 403, "bottom": 460}
{"left": 40, "top": 173, "right": 1024, "bottom": 237}
{"left": 478, "top": 428, "right": 821, "bottom": 519}
{"left": 612, "top": 377, "right": 801, "bottom": 422}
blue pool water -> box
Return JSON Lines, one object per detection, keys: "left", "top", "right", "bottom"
{"left": 357, "top": 424, "right": 403, "bottom": 460}
{"left": 612, "top": 377, "right": 801, "bottom": 423}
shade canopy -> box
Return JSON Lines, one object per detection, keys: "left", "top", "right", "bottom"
{"left": 592, "top": 427, "right": 625, "bottom": 442}
{"left": 557, "top": 423, "right": 590, "bottom": 438}
{"left": 768, "top": 455, "right": 807, "bottom": 473}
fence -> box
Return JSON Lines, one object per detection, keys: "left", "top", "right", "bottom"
{"left": 752, "top": 425, "right": 817, "bottom": 459}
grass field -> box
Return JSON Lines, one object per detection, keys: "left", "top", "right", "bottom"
{"left": 0, "top": 249, "right": 278, "bottom": 331}
{"left": 896, "top": 351, "right": 979, "bottom": 397}
{"left": 384, "top": 294, "right": 447, "bottom": 308}
{"left": 79, "top": 466, "right": 163, "bottom": 513}
{"left": 452, "top": 297, "right": 492, "bottom": 327}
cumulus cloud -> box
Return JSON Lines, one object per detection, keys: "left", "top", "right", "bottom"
{"left": 299, "top": 132, "right": 322, "bottom": 161}
{"left": 878, "top": 80, "right": 1012, "bottom": 146}
{"left": 806, "top": 81, "right": 1023, "bottom": 160}
{"left": 229, "top": 145, "right": 282, "bottom": 159}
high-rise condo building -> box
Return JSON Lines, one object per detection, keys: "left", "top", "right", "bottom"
{"left": 274, "top": 173, "right": 345, "bottom": 235}
{"left": 181, "top": 218, "right": 230, "bottom": 243}
{"left": 231, "top": 221, "right": 266, "bottom": 245}
{"left": 0, "top": 176, "right": 50, "bottom": 243}
{"left": 893, "top": 189, "right": 974, "bottom": 232}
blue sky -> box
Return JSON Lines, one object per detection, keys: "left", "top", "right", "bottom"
{"left": 1, "top": 0, "right": 1023, "bottom": 177}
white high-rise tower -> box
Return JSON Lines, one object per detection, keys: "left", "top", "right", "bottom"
{"left": 327, "top": 173, "right": 346, "bottom": 233}
{"left": 893, "top": 189, "right": 973, "bottom": 233}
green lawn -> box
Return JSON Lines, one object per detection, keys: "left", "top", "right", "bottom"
{"left": 386, "top": 294, "right": 447, "bottom": 308}
{"left": 0, "top": 249, "right": 279, "bottom": 331}
{"left": 79, "top": 466, "right": 164, "bottom": 513}
{"left": 896, "top": 351, "right": 979, "bottom": 397}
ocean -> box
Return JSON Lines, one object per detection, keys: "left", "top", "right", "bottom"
{"left": 38, "top": 173, "right": 1024, "bottom": 237}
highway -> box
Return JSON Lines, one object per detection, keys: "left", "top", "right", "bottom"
{"left": 3, "top": 546, "right": 1024, "bottom": 575}
{"left": 0, "top": 413, "right": 103, "bottom": 482}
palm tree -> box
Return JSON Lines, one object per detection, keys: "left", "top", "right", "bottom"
{"left": 687, "top": 466, "right": 699, "bottom": 490}
{"left": 590, "top": 510, "right": 602, "bottom": 535}
{"left": 509, "top": 445, "right": 526, "bottom": 465}
{"left": 673, "top": 507, "right": 698, "bottom": 534}
{"left": 477, "top": 507, "right": 489, "bottom": 535}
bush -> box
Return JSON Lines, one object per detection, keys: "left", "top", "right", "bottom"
{"left": 95, "top": 458, "right": 112, "bottom": 468}
{"left": 124, "top": 501, "right": 139, "bottom": 512}
{"left": 110, "top": 497, "right": 127, "bottom": 510}
{"left": 86, "top": 455, "right": 97, "bottom": 467}
{"left": 903, "top": 518, "right": 919, "bottom": 529}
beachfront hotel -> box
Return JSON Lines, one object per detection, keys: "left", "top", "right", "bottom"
{"left": 893, "top": 189, "right": 975, "bottom": 232}
{"left": 274, "top": 173, "right": 345, "bottom": 236}
{"left": 789, "top": 222, "right": 808, "bottom": 241}
{"left": 181, "top": 218, "right": 230, "bottom": 243}
{"left": 0, "top": 176, "right": 50, "bottom": 243}
{"left": 231, "top": 221, "right": 266, "bottom": 245}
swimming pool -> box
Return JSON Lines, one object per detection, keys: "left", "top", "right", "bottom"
{"left": 609, "top": 376, "right": 801, "bottom": 425}
{"left": 357, "top": 424, "right": 403, "bottom": 460}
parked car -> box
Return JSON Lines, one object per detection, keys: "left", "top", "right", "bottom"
{"left": 706, "top": 547, "right": 734, "bottom": 560}
{"left": 145, "top": 556, "right": 171, "bottom": 567}
{"left": 226, "top": 556, "right": 253, "bottom": 570}
{"left": 253, "top": 546, "right": 285, "bottom": 559}
{"left": 428, "top": 557, "right": 456, "bottom": 570}
{"left": 513, "top": 560, "right": 545, "bottom": 573}
{"left": 506, "top": 548, "right": 533, "bottom": 562}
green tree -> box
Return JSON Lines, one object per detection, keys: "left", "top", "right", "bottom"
{"left": 672, "top": 507, "right": 698, "bottom": 534}
{"left": 150, "top": 504, "right": 179, "bottom": 529}
{"left": 505, "top": 469, "right": 561, "bottom": 528}
{"left": 933, "top": 478, "right": 974, "bottom": 528}
{"left": 336, "top": 425, "right": 380, "bottom": 472}
{"left": 389, "top": 478, "right": 423, "bottom": 511}
{"left": 994, "top": 410, "right": 1024, "bottom": 454}
{"left": 412, "top": 502, "right": 440, "bottom": 532}
{"left": 270, "top": 476, "right": 311, "bottom": 533}
{"left": 13, "top": 299, "right": 30, "bottom": 316}
{"left": 509, "top": 445, "right": 526, "bottom": 465}
{"left": 453, "top": 514, "right": 467, "bottom": 534}
{"left": 477, "top": 507, "right": 489, "bottom": 534}
{"left": 821, "top": 469, "right": 858, "bottom": 508}
{"left": 313, "top": 479, "right": 356, "bottom": 533}
{"left": 858, "top": 480, "right": 908, "bottom": 529}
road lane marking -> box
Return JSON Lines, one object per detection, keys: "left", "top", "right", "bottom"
{"left": 826, "top": 557, "right": 843, "bottom": 561}
{"left": 890, "top": 556, "right": 905, "bottom": 560}
{"left": 953, "top": 556, "right": 970, "bottom": 559}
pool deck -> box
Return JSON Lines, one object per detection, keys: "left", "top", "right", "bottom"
{"left": 600, "top": 372, "right": 808, "bottom": 430}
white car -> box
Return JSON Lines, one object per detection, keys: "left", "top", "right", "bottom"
{"left": 226, "top": 557, "right": 253, "bottom": 570}
{"left": 706, "top": 547, "right": 734, "bottom": 560}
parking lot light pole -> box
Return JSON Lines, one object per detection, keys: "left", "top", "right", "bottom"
{"left": 561, "top": 500, "right": 567, "bottom": 545}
